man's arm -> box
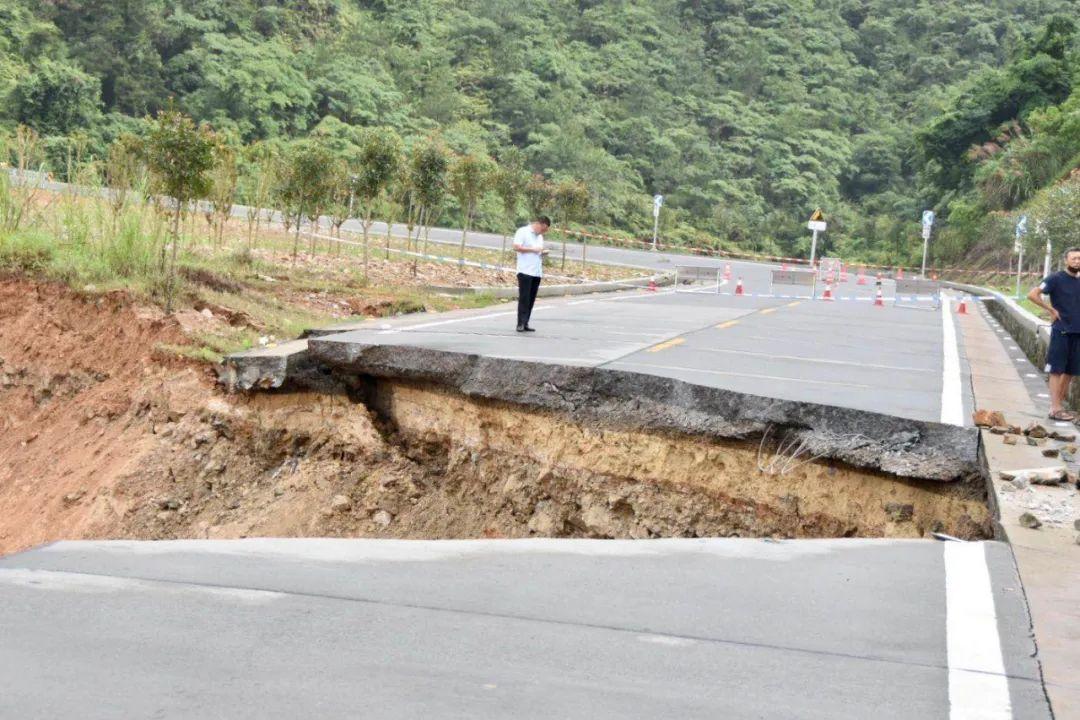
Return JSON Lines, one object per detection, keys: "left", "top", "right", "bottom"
{"left": 512, "top": 229, "right": 539, "bottom": 253}
{"left": 1027, "top": 284, "right": 1061, "bottom": 323}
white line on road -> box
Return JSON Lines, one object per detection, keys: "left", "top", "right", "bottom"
{"left": 940, "top": 299, "right": 964, "bottom": 426}
{"left": 607, "top": 361, "right": 878, "bottom": 390}
{"left": 694, "top": 346, "right": 935, "bottom": 373}
{"left": 378, "top": 306, "right": 554, "bottom": 334}
{"left": 944, "top": 542, "right": 1012, "bottom": 720}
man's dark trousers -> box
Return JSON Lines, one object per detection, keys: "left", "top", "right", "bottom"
{"left": 517, "top": 272, "right": 541, "bottom": 327}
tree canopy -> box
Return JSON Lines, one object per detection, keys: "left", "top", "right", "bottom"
{"left": 1, "top": 0, "right": 1079, "bottom": 264}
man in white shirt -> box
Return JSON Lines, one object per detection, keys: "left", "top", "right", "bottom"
{"left": 513, "top": 216, "right": 551, "bottom": 332}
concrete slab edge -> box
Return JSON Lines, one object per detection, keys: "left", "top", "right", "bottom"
{"left": 305, "top": 338, "right": 981, "bottom": 483}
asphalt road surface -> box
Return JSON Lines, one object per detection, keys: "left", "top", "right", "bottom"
{"left": 0, "top": 538, "right": 1049, "bottom": 720}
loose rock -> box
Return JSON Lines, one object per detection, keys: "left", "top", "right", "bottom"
{"left": 372, "top": 509, "right": 393, "bottom": 527}
{"left": 1024, "top": 423, "right": 1049, "bottom": 439}
{"left": 330, "top": 494, "right": 352, "bottom": 512}
{"left": 1018, "top": 512, "right": 1042, "bottom": 529}
{"left": 1003, "top": 435, "right": 1018, "bottom": 445}
{"left": 884, "top": 502, "right": 914, "bottom": 522}
{"left": 1042, "top": 448, "right": 1060, "bottom": 458}
{"left": 989, "top": 426, "right": 1009, "bottom": 435}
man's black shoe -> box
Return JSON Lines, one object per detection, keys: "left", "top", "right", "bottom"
{"left": 516, "top": 325, "right": 526, "bottom": 332}
{"left": 523, "top": 325, "right": 536, "bottom": 332}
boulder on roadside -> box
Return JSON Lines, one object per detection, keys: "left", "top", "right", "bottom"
{"left": 973, "top": 409, "right": 1008, "bottom": 428}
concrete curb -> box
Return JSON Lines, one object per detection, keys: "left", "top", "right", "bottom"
{"left": 942, "top": 280, "right": 1064, "bottom": 404}
{"left": 424, "top": 272, "right": 674, "bottom": 299}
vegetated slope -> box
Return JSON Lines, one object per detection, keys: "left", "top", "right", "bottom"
{"left": 0, "top": 278, "right": 990, "bottom": 554}
{"left": 1, "top": 0, "right": 1075, "bottom": 256}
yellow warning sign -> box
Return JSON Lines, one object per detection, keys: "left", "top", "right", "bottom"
{"left": 809, "top": 209, "right": 824, "bottom": 222}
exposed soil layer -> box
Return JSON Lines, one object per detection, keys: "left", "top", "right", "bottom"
{"left": 0, "top": 279, "right": 991, "bottom": 555}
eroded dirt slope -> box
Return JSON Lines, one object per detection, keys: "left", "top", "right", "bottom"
{"left": 0, "top": 278, "right": 991, "bottom": 555}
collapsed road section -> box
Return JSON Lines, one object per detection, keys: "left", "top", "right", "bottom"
{"left": 224, "top": 329, "right": 990, "bottom": 540}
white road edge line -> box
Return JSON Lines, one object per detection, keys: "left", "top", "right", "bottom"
{"left": 940, "top": 298, "right": 964, "bottom": 425}
{"left": 379, "top": 306, "right": 553, "bottom": 334}
{"left": 944, "top": 542, "right": 1012, "bottom": 720}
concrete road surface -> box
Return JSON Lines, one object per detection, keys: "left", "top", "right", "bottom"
{"left": 317, "top": 281, "right": 971, "bottom": 425}
{"left": 0, "top": 538, "right": 1049, "bottom": 720}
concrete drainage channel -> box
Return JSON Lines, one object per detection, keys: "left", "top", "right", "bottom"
{"left": 224, "top": 341, "right": 993, "bottom": 540}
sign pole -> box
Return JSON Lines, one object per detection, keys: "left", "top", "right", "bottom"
{"left": 920, "top": 210, "right": 934, "bottom": 279}
{"left": 1014, "top": 214, "right": 1028, "bottom": 298}
{"left": 920, "top": 230, "right": 929, "bottom": 278}
{"left": 1040, "top": 220, "right": 1050, "bottom": 278}
{"left": 1015, "top": 245, "right": 1024, "bottom": 299}
{"left": 651, "top": 194, "right": 663, "bottom": 251}
{"left": 809, "top": 229, "right": 819, "bottom": 267}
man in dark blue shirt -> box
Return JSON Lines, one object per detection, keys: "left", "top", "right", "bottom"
{"left": 1027, "top": 247, "right": 1080, "bottom": 420}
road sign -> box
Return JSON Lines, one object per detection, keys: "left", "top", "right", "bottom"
{"left": 809, "top": 209, "right": 824, "bottom": 222}
{"left": 922, "top": 210, "right": 934, "bottom": 228}
{"left": 653, "top": 194, "right": 663, "bottom": 218}
{"left": 922, "top": 225, "right": 932, "bottom": 240}
{"left": 807, "top": 220, "right": 827, "bottom": 232}
{"left": 1016, "top": 215, "right": 1028, "bottom": 238}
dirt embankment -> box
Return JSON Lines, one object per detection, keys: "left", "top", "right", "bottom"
{"left": 0, "top": 279, "right": 991, "bottom": 555}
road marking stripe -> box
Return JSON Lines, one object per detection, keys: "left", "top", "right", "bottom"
{"left": 694, "top": 347, "right": 934, "bottom": 373}
{"left": 944, "top": 542, "right": 1012, "bottom": 720}
{"left": 941, "top": 300, "right": 964, "bottom": 426}
{"left": 609, "top": 361, "right": 878, "bottom": 389}
{"left": 759, "top": 307, "right": 777, "bottom": 315}
{"left": 716, "top": 320, "right": 740, "bottom": 329}
{"left": 647, "top": 338, "right": 686, "bottom": 353}
{"left": 785, "top": 301, "right": 801, "bottom": 308}
{"left": 378, "top": 306, "right": 553, "bottom": 333}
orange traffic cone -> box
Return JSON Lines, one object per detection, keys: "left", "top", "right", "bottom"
{"left": 735, "top": 277, "right": 744, "bottom": 296}
{"left": 857, "top": 267, "right": 868, "bottom": 285}
{"left": 781, "top": 262, "right": 789, "bottom": 271}
{"left": 724, "top": 264, "right": 732, "bottom": 280}
{"left": 957, "top": 297, "right": 968, "bottom": 314}
{"left": 873, "top": 288, "right": 884, "bottom": 307}
{"left": 647, "top": 279, "right": 657, "bottom": 292}
{"left": 822, "top": 282, "right": 834, "bottom": 301}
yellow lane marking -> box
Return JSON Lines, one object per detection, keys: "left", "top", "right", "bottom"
{"left": 786, "top": 301, "right": 801, "bottom": 308}
{"left": 647, "top": 337, "right": 686, "bottom": 353}
{"left": 715, "top": 320, "right": 740, "bottom": 329}
{"left": 759, "top": 308, "right": 777, "bottom": 315}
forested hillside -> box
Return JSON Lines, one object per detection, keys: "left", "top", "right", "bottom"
{"left": 1, "top": 0, "right": 1079, "bottom": 264}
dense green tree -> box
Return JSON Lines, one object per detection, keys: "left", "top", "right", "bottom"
{"left": 449, "top": 152, "right": 494, "bottom": 267}
{"left": 354, "top": 127, "right": 403, "bottom": 278}
{"left": 13, "top": 59, "right": 101, "bottom": 136}
{"left": 144, "top": 109, "right": 216, "bottom": 311}
{"left": 4, "top": 0, "right": 1080, "bottom": 262}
